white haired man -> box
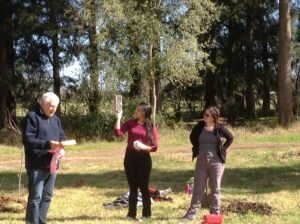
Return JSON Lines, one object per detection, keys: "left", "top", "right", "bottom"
{"left": 22, "top": 92, "right": 65, "bottom": 224}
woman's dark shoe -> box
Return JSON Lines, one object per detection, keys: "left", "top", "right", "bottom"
{"left": 125, "top": 216, "right": 136, "bottom": 221}
{"left": 138, "top": 216, "right": 151, "bottom": 222}
{"left": 181, "top": 215, "right": 195, "bottom": 222}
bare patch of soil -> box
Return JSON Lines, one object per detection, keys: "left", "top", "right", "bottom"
{"left": 0, "top": 196, "right": 26, "bottom": 213}
{"left": 223, "top": 200, "right": 272, "bottom": 215}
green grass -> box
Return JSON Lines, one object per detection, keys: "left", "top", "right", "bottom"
{"left": 1, "top": 123, "right": 300, "bottom": 223}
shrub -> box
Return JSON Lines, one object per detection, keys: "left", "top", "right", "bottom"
{"left": 61, "top": 112, "right": 116, "bottom": 141}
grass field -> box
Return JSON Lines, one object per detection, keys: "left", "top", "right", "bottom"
{"left": 1, "top": 122, "right": 300, "bottom": 223}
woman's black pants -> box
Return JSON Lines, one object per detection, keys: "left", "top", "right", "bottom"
{"left": 124, "top": 150, "right": 152, "bottom": 218}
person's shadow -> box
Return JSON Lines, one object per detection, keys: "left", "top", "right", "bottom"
{"left": 2, "top": 164, "right": 300, "bottom": 194}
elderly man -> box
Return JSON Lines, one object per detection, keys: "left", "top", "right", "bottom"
{"left": 22, "top": 92, "right": 65, "bottom": 224}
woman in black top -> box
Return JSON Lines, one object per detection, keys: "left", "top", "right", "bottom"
{"left": 183, "top": 106, "right": 234, "bottom": 221}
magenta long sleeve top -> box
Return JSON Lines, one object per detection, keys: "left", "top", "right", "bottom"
{"left": 115, "top": 119, "right": 159, "bottom": 152}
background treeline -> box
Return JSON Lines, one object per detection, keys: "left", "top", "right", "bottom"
{"left": 0, "top": 0, "right": 300, "bottom": 139}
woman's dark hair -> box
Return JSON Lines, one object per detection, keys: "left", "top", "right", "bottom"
{"left": 138, "top": 102, "right": 154, "bottom": 145}
{"left": 204, "top": 105, "right": 220, "bottom": 124}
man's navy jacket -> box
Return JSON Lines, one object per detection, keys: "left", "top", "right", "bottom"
{"left": 22, "top": 106, "right": 65, "bottom": 170}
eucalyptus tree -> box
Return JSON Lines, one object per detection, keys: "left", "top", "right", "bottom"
{"left": 278, "top": 0, "right": 293, "bottom": 126}
{"left": 89, "top": 0, "right": 220, "bottom": 119}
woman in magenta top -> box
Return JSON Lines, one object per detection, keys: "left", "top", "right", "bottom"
{"left": 115, "top": 102, "right": 159, "bottom": 221}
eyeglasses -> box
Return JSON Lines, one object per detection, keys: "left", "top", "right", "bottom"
{"left": 203, "top": 113, "right": 211, "bottom": 117}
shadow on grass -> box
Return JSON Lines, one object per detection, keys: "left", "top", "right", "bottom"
{"left": 48, "top": 216, "right": 183, "bottom": 223}
{"left": 0, "top": 215, "right": 183, "bottom": 223}
{"left": 0, "top": 215, "right": 127, "bottom": 223}
{"left": 1, "top": 164, "right": 300, "bottom": 195}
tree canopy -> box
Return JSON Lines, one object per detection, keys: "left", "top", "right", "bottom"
{"left": 0, "top": 0, "right": 299, "bottom": 128}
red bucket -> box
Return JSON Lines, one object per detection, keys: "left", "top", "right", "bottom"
{"left": 202, "top": 214, "right": 224, "bottom": 224}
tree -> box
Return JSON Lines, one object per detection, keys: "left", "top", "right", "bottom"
{"left": 71, "top": 0, "right": 121, "bottom": 113}
{"left": 291, "top": 4, "right": 300, "bottom": 116}
{"left": 200, "top": 0, "right": 280, "bottom": 122}
{"left": 258, "top": 1, "right": 278, "bottom": 115}
{"left": 278, "top": 0, "right": 293, "bottom": 126}
{"left": 245, "top": 4, "right": 256, "bottom": 119}
{"left": 0, "top": 0, "right": 14, "bottom": 129}
{"left": 12, "top": 0, "right": 77, "bottom": 114}
{"left": 89, "top": 0, "right": 220, "bottom": 119}
{"left": 1, "top": 0, "right": 292, "bottom": 125}
{"left": 48, "top": 1, "right": 62, "bottom": 112}
{"left": 82, "top": 0, "right": 101, "bottom": 113}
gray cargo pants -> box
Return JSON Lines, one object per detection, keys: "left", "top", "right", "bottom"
{"left": 184, "top": 154, "right": 225, "bottom": 220}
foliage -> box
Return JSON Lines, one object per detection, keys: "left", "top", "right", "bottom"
{"left": 61, "top": 112, "right": 116, "bottom": 141}
{"left": 0, "top": 0, "right": 299, "bottom": 130}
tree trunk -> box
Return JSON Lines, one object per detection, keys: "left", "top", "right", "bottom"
{"left": 129, "top": 45, "right": 143, "bottom": 98}
{"left": 154, "top": 42, "right": 161, "bottom": 111}
{"left": 154, "top": 70, "right": 161, "bottom": 111}
{"left": 129, "top": 68, "right": 143, "bottom": 98}
{"left": 7, "top": 8, "right": 16, "bottom": 122}
{"left": 278, "top": 0, "right": 293, "bottom": 126}
{"left": 52, "top": 33, "right": 61, "bottom": 114}
{"left": 262, "top": 41, "right": 271, "bottom": 115}
{"left": 49, "top": 1, "right": 61, "bottom": 114}
{"left": 204, "top": 49, "right": 217, "bottom": 107}
{"left": 87, "top": 10, "right": 100, "bottom": 113}
{"left": 223, "top": 21, "right": 239, "bottom": 123}
{"left": 204, "top": 72, "right": 217, "bottom": 107}
{"left": 149, "top": 43, "right": 157, "bottom": 121}
{"left": 0, "top": 0, "right": 13, "bottom": 129}
{"left": 245, "top": 11, "right": 256, "bottom": 119}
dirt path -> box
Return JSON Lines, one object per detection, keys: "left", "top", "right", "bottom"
{"left": 0, "top": 148, "right": 125, "bottom": 170}
{"left": 1, "top": 143, "right": 300, "bottom": 170}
